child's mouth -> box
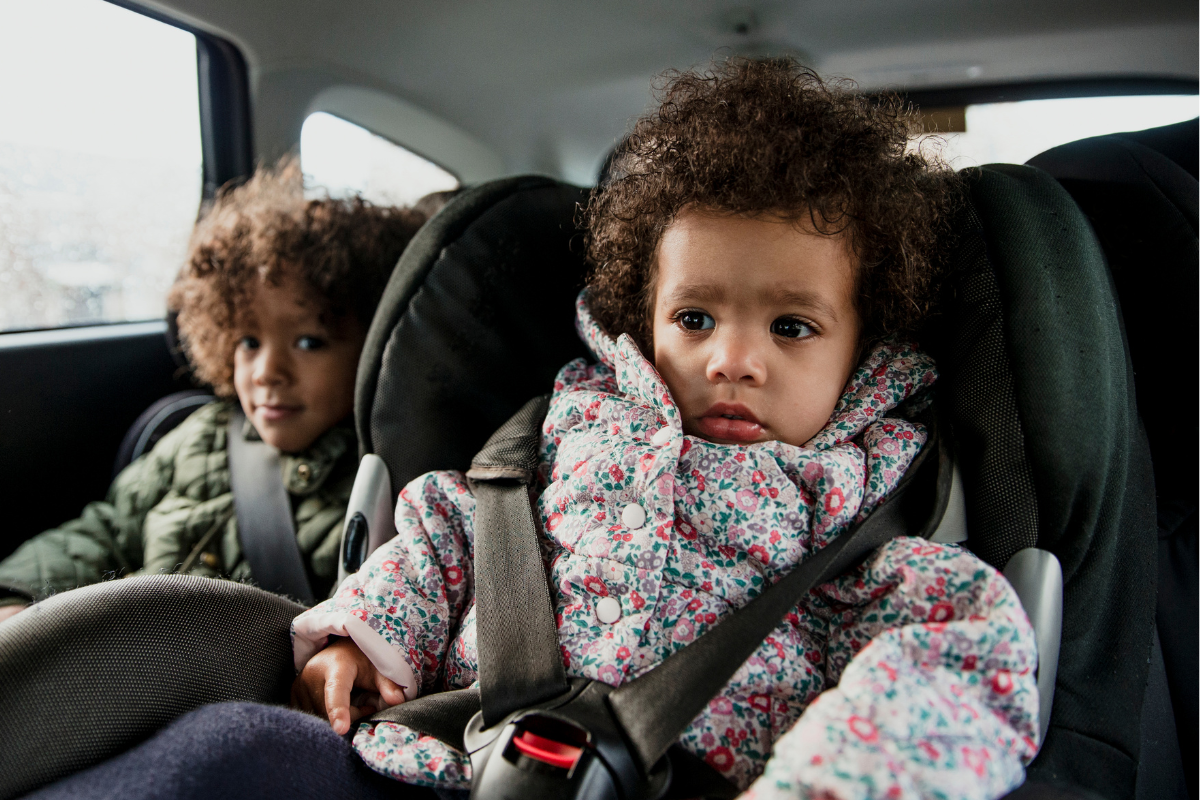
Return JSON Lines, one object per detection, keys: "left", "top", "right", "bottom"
{"left": 695, "top": 403, "right": 764, "bottom": 443}
{"left": 257, "top": 404, "right": 302, "bottom": 422}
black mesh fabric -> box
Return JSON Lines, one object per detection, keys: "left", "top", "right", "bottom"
{"left": 936, "top": 165, "right": 1157, "bottom": 799}
{"left": 0, "top": 576, "right": 302, "bottom": 800}
{"left": 935, "top": 200, "right": 1040, "bottom": 569}
{"left": 356, "top": 177, "right": 590, "bottom": 490}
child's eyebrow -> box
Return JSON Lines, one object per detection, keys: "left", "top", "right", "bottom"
{"left": 661, "top": 284, "right": 727, "bottom": 306}
{"left": 761, "top": 288, "right": 840, "bottom": 322}
{"left": 662, "top": 284, "right": 840, "bottom": 322}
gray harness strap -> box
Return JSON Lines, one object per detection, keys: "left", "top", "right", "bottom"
{"left": 227, "top": 408, "right": 315, "bottom": 606}
{"left": 465, "top": 395, "right": 570, "bottom": 727}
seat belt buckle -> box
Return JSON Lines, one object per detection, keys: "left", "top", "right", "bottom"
{"left": 467, "top": 711, "right": 623, "bottom": 800}
{"left": 511, "top": 727, "right": 584, "bottom": 771}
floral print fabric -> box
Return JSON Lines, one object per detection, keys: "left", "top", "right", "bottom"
{"left": 292, "top": 294, "right": 1038, "bottom": 798}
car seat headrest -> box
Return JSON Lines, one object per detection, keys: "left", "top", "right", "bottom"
{"left": 356, "top": 176, "right": 591, "bottom": 490}
{"left": 1027, "top": 133, "right": 1198, "bottom": 507}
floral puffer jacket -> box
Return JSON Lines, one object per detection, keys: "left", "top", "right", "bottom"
{"left": 293, "top": 297, "right": 1039, "bottom": 799}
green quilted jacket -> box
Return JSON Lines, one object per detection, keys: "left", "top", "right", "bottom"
{"left": 0, "top": 401, "right": 357, "bottom": 606}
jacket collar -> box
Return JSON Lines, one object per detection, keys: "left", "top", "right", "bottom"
{"left": 574, "top": 291, "right": 936, "bottom": 449}
{"left": 232, "top": 403, "right": 355, "bottom": 495}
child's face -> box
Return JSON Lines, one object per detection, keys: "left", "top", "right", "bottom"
{"left": 232, "top": 277, "right": 364, "bottom": 453}
{"left": 651, "top": 208, "right": 862, "bottom": 448}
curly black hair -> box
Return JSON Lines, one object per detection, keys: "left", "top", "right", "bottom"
{"left": 582, "top": 57, "right": 962, "bottom": 352}
{"left": 169, "top": 157, "right": 425, "bottom": 396}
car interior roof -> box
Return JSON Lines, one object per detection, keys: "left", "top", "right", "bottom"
{"left": 137, "top": 1, "right": 1200, "bottom": 184}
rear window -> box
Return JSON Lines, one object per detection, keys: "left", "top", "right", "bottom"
{"left": 913, "top": 95, "right": 1198, "bottom": 167}
{"left": 0, "top": 0, "right": 202, "bottom": 334}
{"left": 300, "top": 111, "right": 459, "bottom": 207}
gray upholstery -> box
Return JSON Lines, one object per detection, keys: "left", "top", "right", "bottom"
{"left": 0, "top": 576, "right": 301, "bottom": 800}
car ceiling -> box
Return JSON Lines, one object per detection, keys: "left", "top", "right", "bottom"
{"left": 144, "top": 0, "right": 1199, "bottom": 184}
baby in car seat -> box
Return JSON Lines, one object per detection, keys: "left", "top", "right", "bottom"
{"left": 0, "top": 159, "right": 424, "bottom": 620}
{"left": 292, "top": 59, "right": 1040, "bottom": 799}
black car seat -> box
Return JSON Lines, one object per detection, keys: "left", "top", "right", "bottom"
{"left": 0, "top": 166, "right": 1160, "bottom": 799}
{"left": 111, "top": 389, "right": 216, "bottom": 478}
{"left": 1028, "top": 121, "right": 1198, "bottom": 800}
{"left": 110, "top": 308, "right": 218, "bottom": 479}
{"left": 339, "top": 167, "right": 1155, "bottom": 797}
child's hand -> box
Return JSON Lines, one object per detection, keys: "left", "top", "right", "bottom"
{"left": 291, "top": 637, "right": 407, "bottom": 735}
{"left": 0, "top": 604, "right": 26, "bottom": 623}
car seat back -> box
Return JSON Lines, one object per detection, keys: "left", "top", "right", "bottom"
{"left": 0, "top": 575, "right": 302, "bottom": 800}
{"left": 926, "top": 165, "right": 1158, "bottom": 798}
{"left": 1028, "top": 127, "right": 1198, "bottom": 800}
{"left": 112, "top": 389, "right": 215, "bottom": 478}
{"left": 355, "top": 176, "right": 591, "bottom": 491}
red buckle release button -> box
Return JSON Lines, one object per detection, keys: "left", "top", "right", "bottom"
{"left": 512, "top": 730, "right": 583, "bottom": 770}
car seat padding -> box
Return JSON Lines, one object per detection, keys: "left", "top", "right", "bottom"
{"left": 1028, "top": 134, "right": 1198, "bottom": 799}
{"left": 936, "top": 165, "right": 1158, "bottom": 799}
{"left": 0, "top": 575, "right": 302, "bottom": 800}
{"left": 111, "top": 389, "right": 215, "bottom": 479}
{"left": 356, "top": 176, "right": 591, "bottom": 491}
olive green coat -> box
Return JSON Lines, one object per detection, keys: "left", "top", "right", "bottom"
{"left": 0, "top": 402, "right": 356, "bottom": 606}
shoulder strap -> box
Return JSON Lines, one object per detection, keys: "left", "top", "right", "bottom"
{"left": 465, "top": 394, "right": 569, "bottom": 727}
{"left": 227, "top": 407, "right": 315, "bottom": 606}
{"left": 368, "top": 395, "right": 560, "bottom": 741}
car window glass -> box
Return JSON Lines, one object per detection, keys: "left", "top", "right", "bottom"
{"left": 300, "top": 111, "right": 459, "bottom": 207}
{"left": 913, "top": 95, "right": 1198, "bottom": 167}
{"left": 0, "top": 0, "right": 202, "bottom": 334}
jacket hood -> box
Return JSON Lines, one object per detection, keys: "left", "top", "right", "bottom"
{"left": 573, "top": 291, "right": 936, "bottom": 450}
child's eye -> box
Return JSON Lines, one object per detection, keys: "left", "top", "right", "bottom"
{"left": 238, "top": 336, "right": 260, "bottom": 350}
{"left": 771, "top": 317, "right": 815, "bottom": 339}
{"left": 677, "top": 310, "right": 715, "bottom": 331}
{"left": 296, "top": 336, "right": 327, "bottom": 351}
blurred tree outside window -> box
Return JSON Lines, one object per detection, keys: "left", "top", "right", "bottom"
{"left": 0, "top": 0, "right": 201, "bottom": 333}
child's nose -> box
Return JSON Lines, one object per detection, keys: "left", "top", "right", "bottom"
{"left": 253, "top": 344, "right": 290, "bottom": 386}
{"left": 706, "top": 332, "right": 767, "bottom": 386}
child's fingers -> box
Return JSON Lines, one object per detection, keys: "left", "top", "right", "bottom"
{"left": 376, "top": 674, "right": 407, "bottom": 708}
{"left": 323, "top": 657, "right": 359, "bottom": 736}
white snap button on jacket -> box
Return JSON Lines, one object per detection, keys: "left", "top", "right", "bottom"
{"left": 621, "top": 503, "right": 646, "bottom": 530}
{"left": 650, "top": 427, "right": 672, "bottom": 446}
{"left": 595, "top": 596, "right": 621, "bottom": 624}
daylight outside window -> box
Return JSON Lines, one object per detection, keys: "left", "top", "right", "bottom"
{"left": 912, "top": 94, "right": 1198, "bottom": 167}
{"left": 301, "top": 112, "right": 460, "bottom": 209}
{"left": 0, "top": 0, "right": 202, "bottom": 334}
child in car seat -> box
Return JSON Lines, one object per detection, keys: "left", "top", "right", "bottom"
{"left": 291, "top": 60, "right": 1040, "bottom": 799}
{"left": 0, "top": 159, "right": 425, "bottom": 620}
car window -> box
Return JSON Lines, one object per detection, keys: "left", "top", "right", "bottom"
{"left": 913, "top": 94, "right": 1198, "bottom": 167}
{"left": 0, "top": 0, "right": 202, "bottom": 334}
{"left": 300, "top": 111, "right": 459, "bottom": 208}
